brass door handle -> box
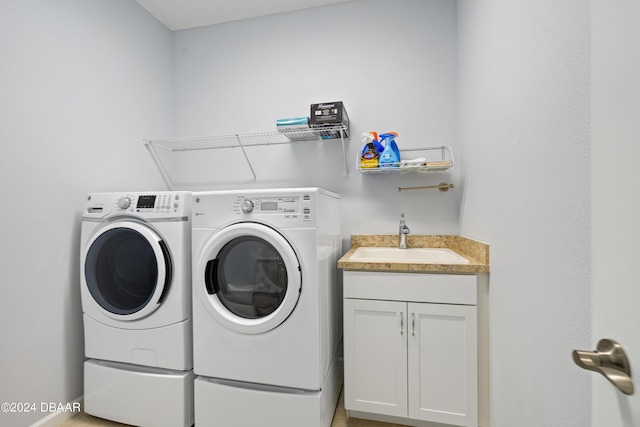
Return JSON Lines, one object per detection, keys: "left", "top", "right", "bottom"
{"left": 572, "top": 338, "right": 634, "bottom": 395}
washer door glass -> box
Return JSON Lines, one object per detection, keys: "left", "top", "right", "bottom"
{"left": 84, "top": 222, "right": 171, "bottom": 320}
{"left": 200, "top": 223, "right": 301, "bottom": 334}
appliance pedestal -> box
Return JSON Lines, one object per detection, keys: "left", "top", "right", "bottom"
{"left": 84, "top": 359, "right": 194, "bottom": 427}
{"left": 195, "top": 353, "right": 342, "bottom": 427}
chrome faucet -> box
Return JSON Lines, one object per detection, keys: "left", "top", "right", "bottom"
{"left": 399, "top": 213, "right": 410, "bottom": 249}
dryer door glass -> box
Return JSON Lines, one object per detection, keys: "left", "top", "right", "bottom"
{"left": 85, "top": 227, "right": 168, "bottom": 315}
{"left": 213, "top": 236, "right": 287, "bottom": 319}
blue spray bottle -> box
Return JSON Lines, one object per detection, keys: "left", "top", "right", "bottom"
{"left": 378, "top": 132, "right": 401, "bottom": 168}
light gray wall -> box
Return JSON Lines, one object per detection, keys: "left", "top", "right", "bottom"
{"left": 171, "top": 0, "right": 462, "bottom": 237}
{"left": 457, "top": 0, "right": 591, "bottom": 426}
{"left": 173, "top": 2, "right": 591, "bottom": 425}
{"left": 592, "top": 1, "right": 640, "bottom": 424}
{"left": 0, "top": 1, "right": 171, "bottom": 425}
{"left": 0, "top": 0, "right": 592, "bottom": 426}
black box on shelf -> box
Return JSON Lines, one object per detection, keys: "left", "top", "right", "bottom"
{"left": 309, "top": 101, "right": 349, "bottom": 138}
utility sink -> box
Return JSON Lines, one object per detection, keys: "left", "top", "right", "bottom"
{"left": 349, "top": 247, "right": 470, "bottom": 264}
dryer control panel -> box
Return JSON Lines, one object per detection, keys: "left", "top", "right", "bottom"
{"left": 236, "top": 196, "right": 298, "bottom": 214}
{"left": 232, "top": 194, "right": 311, "bottom": 222}
{"left": 192, "top": 188, "right": 339, "bottom": 229}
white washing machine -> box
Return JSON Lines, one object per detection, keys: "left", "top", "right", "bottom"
{"left": 192, "top": 188, "right": 343, "bottom": 427}
{"left": 80, "top": 191, "right": 194, "bottom": 427}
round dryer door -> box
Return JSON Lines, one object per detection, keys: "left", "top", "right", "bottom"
{"left": 198, "top": 223, "right": 301, "bottom": 334}
{"left": 83, "top": 221, "right": 171, "bottom": 320}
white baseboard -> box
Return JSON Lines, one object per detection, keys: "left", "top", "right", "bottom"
{"left": 30, "top": 396, "right": 83, "bottom": 427}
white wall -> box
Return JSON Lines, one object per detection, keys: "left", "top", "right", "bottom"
{"left": 171, "top": 4, "right": 591, "bottom": 426}
{"left": 0, "top": 1, "right": 592, "bottom": 426}
{"left": 171, "top": 0, "right": 462, "bottom": 237}
{"left": 457, "top": 0, "right": 591, "bottom": 426}
{"left": 172, "top": 4, "right": 591, "bottom": 423}
{"left": 592, "top": 1, "right": 640, "bottom": 425}
{"left": 0, "top": 1, "right": 171, "bottom": 425}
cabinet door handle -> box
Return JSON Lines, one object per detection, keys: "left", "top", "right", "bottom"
{"left": 400, "top": 312, "right": 404, "bottom": 335}
{"left": 411, "top": 313, "right": 416, "bottom": 336}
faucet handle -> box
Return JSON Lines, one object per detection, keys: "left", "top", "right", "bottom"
{"left": 398, "top": 213, "right": 410, "bottom": 249}
{"left": 399, "top": 213, "right": 410, "bottom": 233}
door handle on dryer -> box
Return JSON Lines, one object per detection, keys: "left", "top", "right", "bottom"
{"left": 204, "top": 259, "right": 220, "bottom": 295}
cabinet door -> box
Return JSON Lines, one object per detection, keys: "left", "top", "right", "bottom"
{"left": 408, "top": 302, "right": 478, "bottom": 426}
{"left": 344, "top": 299, "right": 408, "bottom": 417}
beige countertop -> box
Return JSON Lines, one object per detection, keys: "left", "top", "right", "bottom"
{"left": 337, "top": 235, "right": 490, "bottom": 273}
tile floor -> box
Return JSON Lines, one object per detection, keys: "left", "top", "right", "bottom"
{"left": 58, "top": 389, "right": 405, "bottom": 427}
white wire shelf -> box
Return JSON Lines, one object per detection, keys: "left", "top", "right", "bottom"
{"left": 145, "top": 125, "right": 348, "bottom": 151}
{"left": 356, "top": 146, "right": 455, "bottom": 174}
{"left": 143, "top": 125, "right": 349, "bottom": 188}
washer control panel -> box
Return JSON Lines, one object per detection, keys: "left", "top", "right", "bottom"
{"left": 84, "top": 192, "right": 190, "bottom": 218}
{"left": 120, "top": 194, "right": 183, "bottom": 214}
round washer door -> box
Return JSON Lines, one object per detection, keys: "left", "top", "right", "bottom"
{"left": 83, "top": 221, "right": 171, "bottom": 321}
{"left": 198, "top": 223, "right": 301, "bottom": 334}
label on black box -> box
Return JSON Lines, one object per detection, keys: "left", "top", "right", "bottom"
{"left": 314, "top": 104, "right": 338, "bottom": 121}
{"left": 310, "top": 101, "right": 348, "bottom": 126}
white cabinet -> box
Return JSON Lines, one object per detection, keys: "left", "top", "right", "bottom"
{"left": 344, "top": 299, "right": 408, "bottom": 417}
{"left": 343, "top": 271, "right": 480, "bottom": 427}
{"left": 407, "top": 302, "right": 477, "bottom": 425}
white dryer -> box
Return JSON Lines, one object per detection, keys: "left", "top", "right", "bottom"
{"left": 192, "top": 188, "right": 342, "bottom": 427}
{"left": 80, "top": 191, "right": 193, "bottom": 427}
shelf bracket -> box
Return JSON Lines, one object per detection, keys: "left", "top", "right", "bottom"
{"left": 234, "top": 134, "right": 257, "bottom": 181}
{"left": 144, "top": 140, "right": 175, "bottom": 190}
{"left": 339, "top": 132, "right": 349, "bottom": 175}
